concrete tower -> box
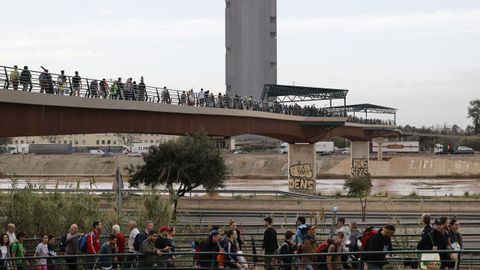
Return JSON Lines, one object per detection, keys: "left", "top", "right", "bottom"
{"left": 225, "top": 0, "right": 277, "bottom": 100}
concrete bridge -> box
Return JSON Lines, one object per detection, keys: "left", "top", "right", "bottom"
{"left": 0, "top": 85, "right": 399, "bottom": 194}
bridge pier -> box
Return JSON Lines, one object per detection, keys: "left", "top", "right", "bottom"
{"left": 287, "top": 143, "right": 316, "bottom": 194}
{"left": 373, "top": 137, "right": 386, "bottom": 161}
{"left": 350, "top": 141, "right": 369, "bottom": 177}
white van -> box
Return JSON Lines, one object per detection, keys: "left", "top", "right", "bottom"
{"left": 89, "top": 149, "right": 105, "bottom": 155}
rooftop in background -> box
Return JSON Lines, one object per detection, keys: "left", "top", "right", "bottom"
{"left": 261, "top": 84, "right": 349, "bottom": 103}
{"left": 326, "top": 103, "right": 397, "bottom": 115}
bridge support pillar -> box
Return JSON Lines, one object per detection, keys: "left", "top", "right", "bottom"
{"left": 373, "top": 137, "right": 386, "bottom": 161}
{"left": 288, "top": 143, "right": 316, "bottom": 194}
{"left": 350, "top": 141, "right": 369, "bottom": 177}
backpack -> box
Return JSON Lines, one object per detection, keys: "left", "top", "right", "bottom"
{"left": 79, "top": 232, "right": 94, "bottom": 253}
{"left": 315, "top": 239, "right": 331, "bottom": 253}
{"left": 315, "top": 240, "right": 334, "bottom": 269}
{"left": 193, "top": 240, "right": 205, "bottom": 262}
{"left": 300, "top": 227, "right": 308, "bottom": 243}
{"left": 274, "top": 242, "right": 288, "bottom": 255}
{"left": 361, "top": 228, "right": 378, "bottom": 251}
{"left": 58, "top": 234, "right": 67, "bottom": 252}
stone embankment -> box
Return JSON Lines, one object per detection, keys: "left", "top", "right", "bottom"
{"left": 0, "top": 153, "right": 479, "bottom": 178}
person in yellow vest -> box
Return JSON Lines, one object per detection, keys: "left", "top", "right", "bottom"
{"left": 10, "top": 65, "right": 20, "bottom": 90}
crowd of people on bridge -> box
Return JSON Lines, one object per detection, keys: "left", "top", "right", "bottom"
{"left": 5, "top": 65, "right": 148, "bottom": 101}
{"left": 0, "top": 213, "right": 464, "bottom": 270}
{"left": 3, "top": 65, "right": 397, "bottom": 125}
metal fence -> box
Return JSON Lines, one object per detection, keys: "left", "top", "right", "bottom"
{"left": 2, "top": 250, "right": 480, "bottom": 270}
{"left": 0, "top": 65, "right": 349, "bottom": 119}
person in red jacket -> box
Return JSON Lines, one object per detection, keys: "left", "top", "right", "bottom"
{"left": 112, "top": 224, "right": 125, "bottom": 266}
{"left": 86, "top": 221, "right": 103, "bottom": 269}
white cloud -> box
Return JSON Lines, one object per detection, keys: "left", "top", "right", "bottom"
{"left": 96, "top": 9, "right": 113, "bottom": 16}
{"left": 0, "top": 49, "right": 103, "bottom": 62}
{"left": 279, "top": 9, "right": 480, "bottom": 35}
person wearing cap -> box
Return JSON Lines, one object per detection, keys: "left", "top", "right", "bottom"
{"left": 363, "top": 224, "right": 395, "bottom": 269}
{"left": 155, "top": 226, "right": 175, "bottom": 268}
{"left": 9, "top": 65, "right": 19, "bottom": 90}
{"left": 417, "top": 217, "right": 451, "bottom": 269}
{"left": 19, "top": 66, "right": 31, "bottom": 91}
{"left": 198, "top": 230, "right": 221, "bottom": 268}
{"left": 302, "top": 225, "right": 318, "bottom": 270}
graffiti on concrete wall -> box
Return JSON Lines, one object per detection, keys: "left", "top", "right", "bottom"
{"left": 288, "top": 161, "right": 315, "bottom": 191}
{"left": 351, "top": 156, "right": 368, "bottom": 177}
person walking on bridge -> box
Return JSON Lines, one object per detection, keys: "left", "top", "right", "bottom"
{"left": 9, "top": 65, "right": 19, "bottom": 91}
{"left": 19, "top": 66, "right": 31, "bottom": 92}
{"left": 99, "top": 79, "right": 109, "bottom": 99}
{"left": 72, "top": 71, "right": 81, "bottom": 96}
{"left": 57, "top": 70, "right": 67, "bottom": 96}
{"left": 138, "top": 77, "right": 146, "bottom": 101}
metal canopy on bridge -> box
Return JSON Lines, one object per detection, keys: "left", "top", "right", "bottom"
{"left": 261, "top": 84, "right": 349, "bottom": 103}
{"left": 326, "top": 103, "right": 397, "bottom": 115}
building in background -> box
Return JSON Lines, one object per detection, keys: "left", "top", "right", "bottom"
{"left": 7, "top": 134, "right": 234, "bottom": 153}
{"left": 9, "top": 134, "right": 178, "bottom": 153}
{"left": 225, "top": 0, "right": 277, "bottom": 100}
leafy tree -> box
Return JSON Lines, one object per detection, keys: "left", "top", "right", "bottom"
{"left": 128, "top": 132, "right": 229, "bottom": 220}
{"left": 468, "top": 99, "right": 480, "bottom": 135}
{"left": 344, "top": 174, "right": 372, "bottom": 222}
{"left": 465, "top": 125, "right": 475, "bottom": 136}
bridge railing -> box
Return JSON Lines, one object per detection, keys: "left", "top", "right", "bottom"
{"left": 1, "top": 250, "right": 478, "bottom": 270}
{"left": 0, "top": 65, "right": 354, "bottom": 119}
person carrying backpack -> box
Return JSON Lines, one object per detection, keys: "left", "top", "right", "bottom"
{"left": 417, "top": 217, "right": 451, "bottom": 269}
{"left": 11, "top": 231, "right": 26, "bottom": 270}
{"left": 277, "top": 230, "right": 295, "bottom": 270}
{"left": 363, "top": 224, "right": 395, "bottom": 270}
{"left": 197, "top": 230, "right": 221, "bottom": 269}
{"left": 325, "top": 232, "right": 344, "bottom": 270}
{"left": 294, "top": 216, "right": 308, "bottom": 248}
{"left": 81, "top": 221, "right": 103, "bottom": 270}
{"left": 19, "top": 66, "right": 31, "bottom": 92}
{"left": 302, "top": 225, "right": 318, "bottom": 270}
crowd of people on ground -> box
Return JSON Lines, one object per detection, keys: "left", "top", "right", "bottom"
{"left": 0, "top": 213, "right": 464, "bottom": 270}
{"left": 3, "top": 65, "right": 394, "bottom": 124}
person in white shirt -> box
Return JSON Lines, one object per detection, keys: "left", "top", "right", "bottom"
{"left": 6, "top": 224, "right": 16, "bottom": 244}
{"left": 127, "top": 221, "right": 140, "bottom": 253}
{"left": 34, "top": 235, "right": 49, "bottom": 270}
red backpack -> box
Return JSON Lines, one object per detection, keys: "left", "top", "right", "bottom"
{"left": 361, "top": 228, "right": 378, "bottom": 250}
{"left": 316, "top": 239, "right": 331, "bottom": 253}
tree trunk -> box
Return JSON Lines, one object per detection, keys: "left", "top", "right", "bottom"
{"left": 171, "top": 197, "right": 179, "bottom": 222}
{"left": 359, "top": 196, "right": 367, "bottom": 222}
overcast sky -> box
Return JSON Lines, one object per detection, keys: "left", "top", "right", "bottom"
{"left": 1, "top": 0, "right": 479, "bottom": 128}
